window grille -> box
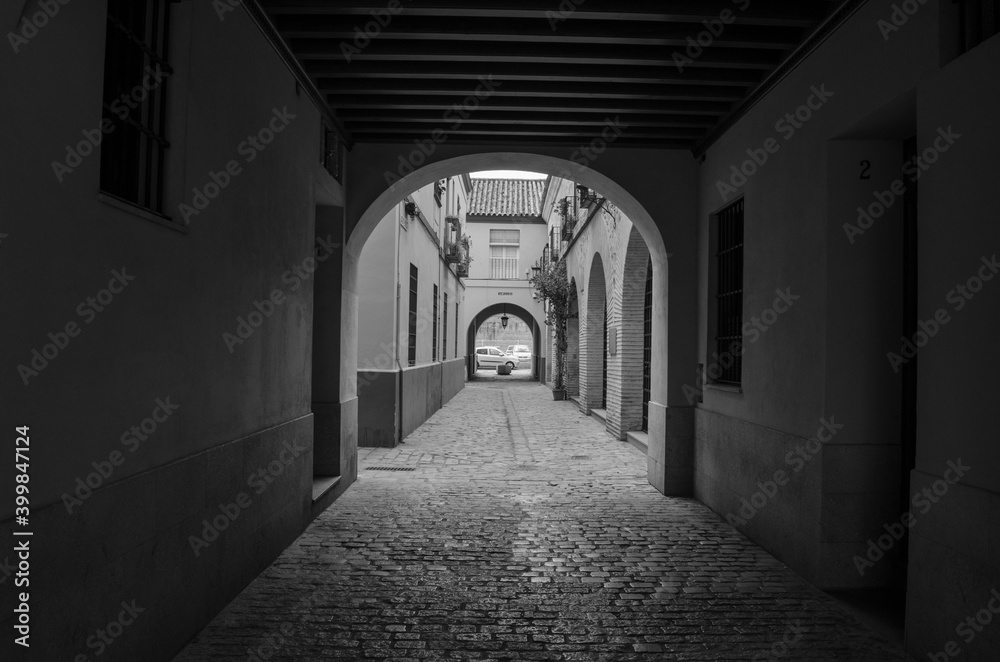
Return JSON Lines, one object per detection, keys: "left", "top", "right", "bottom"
{"left": 432, "top": 285, "right": 439, "bottom": 362}
{"left": 408, "top": 265, "right": 418, "bottom": 366}
{"left": 322, "top": 126, "right": 341, "bottom": 182}
{"left": 714, "top": 199, "right": 744, "bottom": 385}
{"left": 959, "top": 0, "right": 1000, "bottom": 53}
{"left": 602, "top": 302, "right": 608, "bottom": 409}
{"left": 100, "top": 0, "right": 172, "bottom": 213}
{"left": 642, "top": 260, "right": 652, "bottom": 431}
{"left": 443, "top": 292, "right": 448, "bottom": 360}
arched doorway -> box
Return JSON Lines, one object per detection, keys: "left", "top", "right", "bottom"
{"left": 336, "top": 149, "right": 697, "bottom": 496}
{"left": 581, "top": 254, "right": 607, "bottom": 414}
{"left": 565, "top": 278, "right": 580, "bottom": 396}
{"left": 606, "top": 227, "right": 651, "bottom": 439}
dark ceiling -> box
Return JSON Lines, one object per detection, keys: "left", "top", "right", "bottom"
{"left": 259, "top": 0, "right": 848, "bottom": 151}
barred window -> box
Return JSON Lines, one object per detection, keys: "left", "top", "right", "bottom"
{"left": 489, "top": 229, "right": 520, "bottom": 279}
{"left": 958, "top": 0, "right": 999, "bottom": 53}
{"left": 443, "top": 292, "right": 449, "bottom": 360}
{"left": 408, "top": 265, "right": 418, "bottom": 366}
{"left": 713, "top": 199, "right": 744, "bottom": 385}
{"left": 432, "top": 285, "right": 439, "bottom": 362}
{"left": 100, "top": 0, "right": 172, "bottom": 213}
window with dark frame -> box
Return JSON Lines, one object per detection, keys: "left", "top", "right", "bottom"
{"left": 602, "top": 301, "right": 608, "bottom": 409}
{"left": 642, "top": 260, "right": 652, "bottom": 431}
{"left": 958, "top": 0, "right": 999, "bottom": 53}
{"left": 100, "top": 0, "right": 172, "bottom": 214}
{"left": 443, "top": 292, "right": 449, "bottom": 360}
{"left": 455, "top": 304, "right": 459, "bottom": 358}
{"left": 322, "top": 126, "right": 341, "bottom": 182}
{"left": 714, "top": 199, "right": 744, "bottom": 385}
{"left": 408, "top": 265, "right": 418, "bottom": 366}
{"left": 432, "top": 285, "right": 439, "bottom": 362}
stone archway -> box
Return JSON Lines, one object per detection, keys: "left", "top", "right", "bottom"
{"left": 466, "top": 302, "right": 542, "bottom": 380}
{"left": 338, "top": 148, "right": 697, "bottom": 496}
{"left": 607, "top": 227, "right": 651, "bottom": 439}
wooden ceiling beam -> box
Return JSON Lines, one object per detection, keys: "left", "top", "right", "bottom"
{"left": 326, "top": 95, "right": 733, "bottom": 116}
{"left": 316, "top": 79, "right": 745, "bottom": 101}
{"left": 301, "top": 61, "right": 762, "bottom": 86}
{"left": 288, "top": 39, "right": 782, "bottom": 69}
{"left": 262, "top": 0, "right": 833, "bottom": 27}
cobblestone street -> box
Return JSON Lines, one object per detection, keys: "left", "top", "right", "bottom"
{"left": 174, "top": 380, "right": 913, "bottom": 661}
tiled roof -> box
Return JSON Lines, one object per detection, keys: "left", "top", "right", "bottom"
{"left": 468, "top": 178, "right": 547, "bottom": 218}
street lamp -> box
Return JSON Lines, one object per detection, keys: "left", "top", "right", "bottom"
{"left": 500, "top": 304, "right": 509, "bottom": 329}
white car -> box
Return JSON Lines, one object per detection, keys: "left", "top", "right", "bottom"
{"left": 505, "top": 345, "right": 532, "bottom": 364}
{"left": 475, "top": 346, "right": 518, "bottom": 370}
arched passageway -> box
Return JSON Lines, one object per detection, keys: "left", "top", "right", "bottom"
{"left": 330, "top": 149, "right": 698, "bottom": 496}
{"left": 466, "top": 303, "right": 543, "bottom": 380}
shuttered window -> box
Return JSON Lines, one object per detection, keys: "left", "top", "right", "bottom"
{"left": 489, "top": 230, "right": 520, "bottom": 279}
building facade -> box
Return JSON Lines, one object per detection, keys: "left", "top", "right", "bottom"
{"left": 461, "top": 179, "right": 548, "bottom": 379}
{"left": 541, "top": 181, "right": 654, "bottom": 452}
{"left": 356, "top": 176, "right": 471, "bottom": 447}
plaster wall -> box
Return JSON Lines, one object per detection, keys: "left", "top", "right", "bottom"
{"left": 0, "top": 2, "right": 345, "bottom": 658}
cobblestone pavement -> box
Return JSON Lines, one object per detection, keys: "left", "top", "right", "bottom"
{"left": 174, "top": 381, "right": 914, "bottom": 661}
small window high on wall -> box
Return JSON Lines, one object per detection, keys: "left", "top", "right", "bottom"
{"left": 100, "top": 0, "right": 172, "bottom": 214}
{"left": 712, "top": 199, "right": 744, "bottom": 386}
{"left": 408, "top": 265, "right": 418, "bottom": 366}
{"left": 959, "top": 0, "right": 999, "bottom": 53}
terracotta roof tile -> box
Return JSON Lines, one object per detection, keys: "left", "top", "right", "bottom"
{"left": 468, "top": 178, "right": 547, "bottom": 218}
